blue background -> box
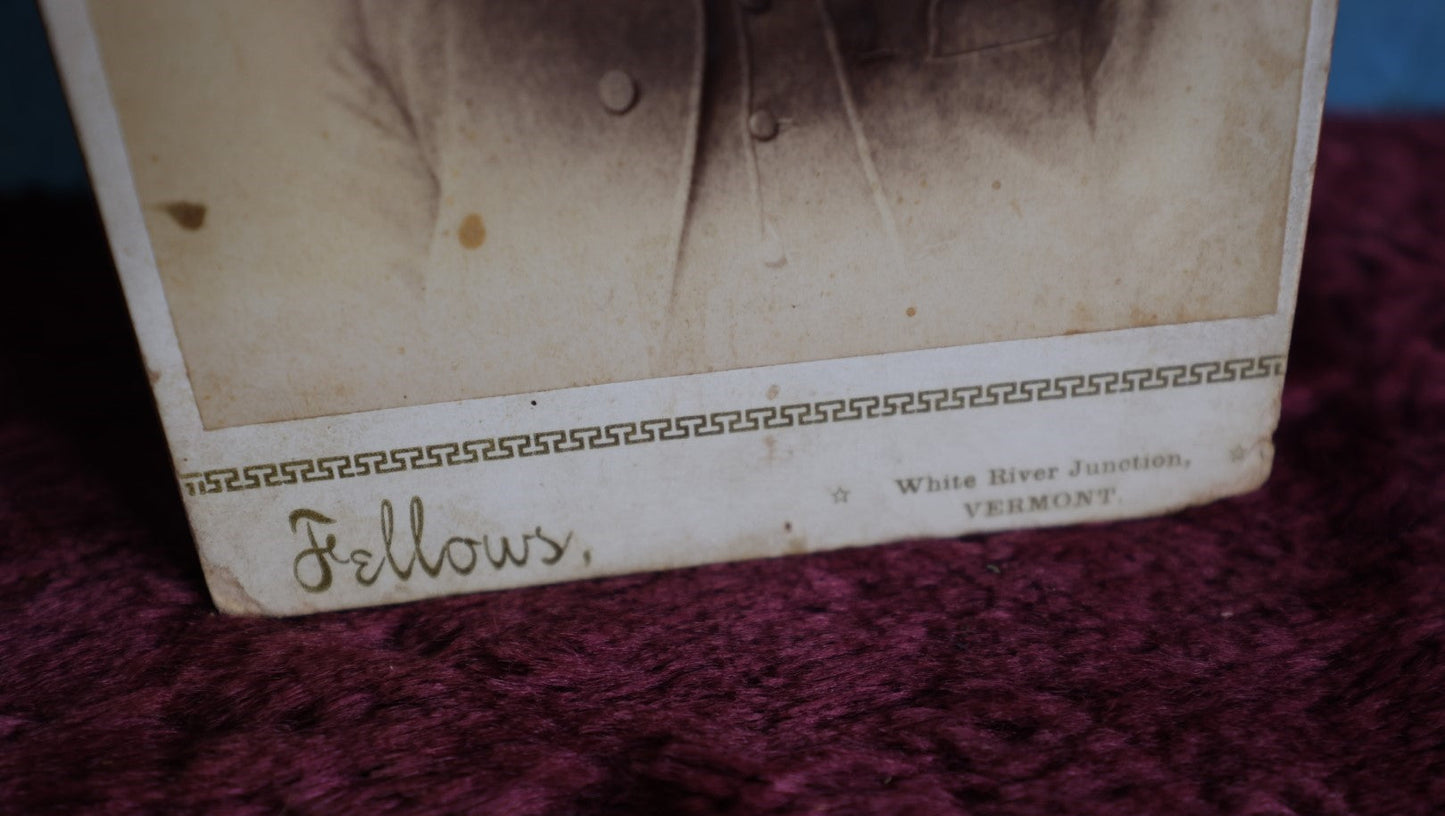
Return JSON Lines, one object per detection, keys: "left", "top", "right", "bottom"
{"left": 3, "top": 0, "right": 1444, "bottom": 193}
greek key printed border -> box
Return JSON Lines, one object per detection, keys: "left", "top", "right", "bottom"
{"left": 177, "top": 355, "right": 1284, "bottom": 497}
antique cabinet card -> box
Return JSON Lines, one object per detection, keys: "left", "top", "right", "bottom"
{"left": 43, "top": 0, "right": 1336, "bottom": 615}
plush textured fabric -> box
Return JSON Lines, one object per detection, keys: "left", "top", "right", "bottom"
{"left": 1, "top": 119, "right": 1442, "bottom": 815}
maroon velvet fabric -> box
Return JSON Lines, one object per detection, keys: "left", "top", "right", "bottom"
{"left": 1, "top": 119, "right": 1442, "bottom": 815}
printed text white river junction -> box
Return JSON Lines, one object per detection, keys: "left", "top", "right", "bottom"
{"left": 891, "top": 452, "right": 1190, "bottom": 520}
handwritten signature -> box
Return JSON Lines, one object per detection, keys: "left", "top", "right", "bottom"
{"left": 290, "top": 496, "right": 574, "bottom": 593}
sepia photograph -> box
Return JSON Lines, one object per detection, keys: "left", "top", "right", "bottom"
{"left": 88, "top": 0, "right": 1312, "bottom": 428}
{"left": 44, "top": 0, "right": 1336, "bottom": 616}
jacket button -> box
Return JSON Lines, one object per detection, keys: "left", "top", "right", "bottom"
{"left": 598, "top": 70, "right": 638, "bottom": 115}
{"left": 749, "top": 109, "right": 779, "bottom": 141}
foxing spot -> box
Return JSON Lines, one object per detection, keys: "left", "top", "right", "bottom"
{"left": 163, "top": 201, "right": 207, "bottom": 231}
{"left": 458, "top": 213, "right": 486, "bottom": 249}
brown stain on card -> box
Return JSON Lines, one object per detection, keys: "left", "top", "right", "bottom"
{"left": 458, "top": 213, "right": 486, "bottom": 249}
{"left": 162, "top": 201, "right": 207, "bottom": 231}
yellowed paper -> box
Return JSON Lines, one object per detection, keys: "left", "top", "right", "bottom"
{"left": 44, "top": 0, "right": 1334, "bottom": 615}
